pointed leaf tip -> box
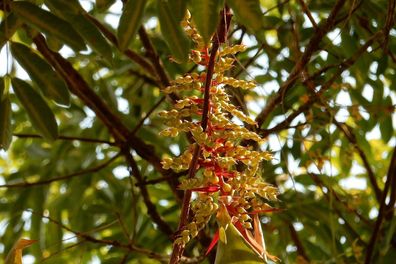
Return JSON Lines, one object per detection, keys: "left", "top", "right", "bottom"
{"left": 11, "top": 78, "right": 58, "bottom": 142}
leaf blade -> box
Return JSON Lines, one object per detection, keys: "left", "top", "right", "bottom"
{"left": 189, "top": 0, "right": 223, "bottom": 44}
{"left": 117, "top": 0, "right": 147, "bottom": 51}
{"left": 226, "top": 0, "right": 263, "bottom": 33}
{"left": 0, "top": 13, "right": 23, "bottom": 50}
{"left": 44, "top": 0, "right": 113, "bottom": 63}
{"left": 11, "top": 1, "right": 86, "bottom": 52}
{"left": 11, "top": 78, "right": 58, "bottom": 141}
{"left": 0, "top": 95, "right": 12, "bottom": 151}
{"left": 10, "top": 42, "right": 71, "bottom": 107}
{"left": 157, "top": 0, "right": 190, "bottom": 63}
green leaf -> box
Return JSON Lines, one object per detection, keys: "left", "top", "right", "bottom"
{"left": 379, "top": 97, "right": 394, "bottom": 143}
{"left": 11, "top": 78, "right": 58, "bottom": 141}
{"left": 226, "top": 0, "right": 263, "bottom": 33}
{"left": 73, "top": 15, "right": 113, "bottom": 63}
{"left": 157, "top": 0, "right": 190, "bottom": 63}
{"left": 215, "top": 223, "right": 263, "bottom": 264}
{"left": 44, "top": 0, "right": 83, "bottom": 15}
{"left": 10, "top": 42, "right": 71, "bottom": 107}
{"left": 44, "top": 0, "right": 113, "bottom": 63}
{"left": 117, "top": 0, "right": 147, "bottom": 51}
{"left": 0, "top": 95, "right": 12, "bottom": 151}
{"left": 189, "top": 0, "right": 223, "bottom": 44}
{"left": 169, "top": 0, "right": 187, "bottom": 22}
{"left": 0, "top": 76, "right": 3, "bottom": 98}
{"left": 0, "top": 13, "right": 23, "bottom": 50}
{"left": 95, "top": 0, "right": 116, "bottom": 11}
{"left": 11, "top": 1, "right": 86, "bottom": 52}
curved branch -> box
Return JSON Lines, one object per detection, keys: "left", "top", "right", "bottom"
{"left": 0, "top": 153, "right": 121, "bottom": 188}
{"left": 13, "top": 133, "right": 117, "bottom": 146}
{"left": 122, "top": 149, "right": 174, "bottom": 237}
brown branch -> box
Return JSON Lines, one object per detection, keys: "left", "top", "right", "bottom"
{"left": 138, "top": 27, "right": 170, "bottom": 88}
{"left": 32, "top": 33, "right": 181, "bottom": 198}
{"left": 287, "top": 223, "right": 310, "bottom": 261}
{"left": 296, "top": 0, "right": 318, "bottom": 29}
{"left": 31, "top": 210, "right": 169, "bottom": 262}
{"left": 128, "top": 68, "right": 158, "bottom": 87}
{"left": 365, "top": 147, "right": 396, "bottom": 263}
{"left": 129, "top": 96, "right": 167, "bottom": 135}
{"left": 382, "top": 0, "right": 396, "bottom": 51}
{"left": 122, "top": 149, "right": 174, "bottom": 237}
{"left": 259, "top": 31, "right": 384, "bottom": 138}
{"left": 170, "top": 7, "right": 232, "bottom": 263}
{"left": 13, "top": 133, "right": 117, "bottom": 146}
{"left": 135, "top": 171, "right": 187, "bottom": 186}
{"left": 333, "top": 122, "right": 381, "bottom": 202}
{"left": 33, "top": 34, "right": 130, "bottom": 142}
{"left": 0, "top": 153, "right": 121, "bottom": 188}
{"left": 309, "top": 173, "right": 368, "bottom": 245}
{"left": 85, "top": 14, "right": 157, "bottom": 76}
{"left": 255, "top": 0, "right": 346, "bottom": 128}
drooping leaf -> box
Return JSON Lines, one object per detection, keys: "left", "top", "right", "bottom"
{"left": 169, "top": 0, "right": 188, "bottom": 22}
{"left": 11, "top": 1, "right": 86, "bottom": 52}
{"left": 379, "top": 98, "right": 394, "bottom": 143}
{"left": 0, "top": 76, "right": 3, "bottom": 98}
{"left": 45, "top": 0, "right": 113, "bottom": 63}
{"left": 44, "top": 0, "right": 83, "bottom": 15}
{"left": 157, "top": 0, "right": 190, "bottom": 63}
{"left": 226, "top": 0, "right": 263, "bottom": 33}
{"left": 0, "top": 13, "right": 23, "bottom": 49}
{"left": 0, "top": 95, "right": 12, "bottom": 151}
{"left": 117, "top": 0, "right": 147, "bottom": 51}
{"left": 189, "top": 0, "right": 223, "bottom": 44}
{"left": 11, "top": 78, "right": 58, "bottom": 141}
{"left": 214, "top": 223, "right": 263, "bottom": 264}
{"left": 5, "top": 238, "right": 37, "bottom": 264}
{"left": 95, "top": 0, "right": 116, "bottom": 11}
{"left": 10, "top": 42, "right": 71, "bottom": 107}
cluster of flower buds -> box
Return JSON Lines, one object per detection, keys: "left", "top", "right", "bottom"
{"left": 160, "top": 12, "right": 279, "bottom": 249}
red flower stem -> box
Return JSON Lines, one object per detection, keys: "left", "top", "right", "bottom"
{"left": 201, "top": 42, "right": 219, "bottom": 131}
{"left": 170, "top": 7, "right": 231, "bottom": 264}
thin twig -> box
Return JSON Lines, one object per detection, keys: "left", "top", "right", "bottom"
{"left": 365, "top": 147, "right": 396, "bottom": 263}
{"left": 122, "top": 149, "right": 174, "bottom": 237}
{"left": 85, "top": 14, "right": 157, "bottom": 76}
{"left": 296, "top": 0, "right": 318, "bottom": 29}
{"left": 129, "top": 96, "right": 167, "bottom": 135}
{"left": 287, "top": 222, "right": 310, "bottom": 261}
{"left": 33, "top": 33, "right": 181, "bottom": 198}
{"left": 13, "top": 133, "right": 117, "bottom": 146}
{"left": 0, "top": 153, "right": 121, "bottom": 188}
{"left": 255, "top": 0, "right": 346, "bottom": 128}
{"left": 30, "top": 210, "right": 169, "bottom": 262}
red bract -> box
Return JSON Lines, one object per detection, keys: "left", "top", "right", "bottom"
{"left": 190, "top": 185, "right": 220, "bottom": 193}
{"left": 205, "top": 230, "right": 219, "bottom": 256}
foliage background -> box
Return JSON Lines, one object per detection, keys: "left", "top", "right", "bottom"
{"left": 0, "top": 0, "right": 395, "bottom": 263}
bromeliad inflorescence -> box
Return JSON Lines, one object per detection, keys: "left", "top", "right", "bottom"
{"left": 160, "top": 11, "right": 279, "bottom": 261}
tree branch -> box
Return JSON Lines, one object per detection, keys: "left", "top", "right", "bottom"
{"left": 255, "top": 0, "right": 346, "bottom": 128}
{"left": 122, "top": 148, "right": 174, "bottom": 237}
{"left": 32, "top": 33, "right": 181, "bottom": 198}
{"left": 85, "top": 14, "right": 157, "bottom": 77}
{"left": 0, "top": 153, "right": 121, "bottom": 188}
{"left": 13, "top": 133, "right": 117, "bottom": 146}
{"left": 30, "top": 210, "right": 169, "bottom": 262}
{"left": 365, "top": 147, "right": 396, "bottom": 263}
{"left": 287, "top": 222, "right": 310, "bottom": 261}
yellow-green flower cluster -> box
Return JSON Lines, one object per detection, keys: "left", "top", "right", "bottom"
{"left": 160, "top": 13, "right": 278, "bottom": 247}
